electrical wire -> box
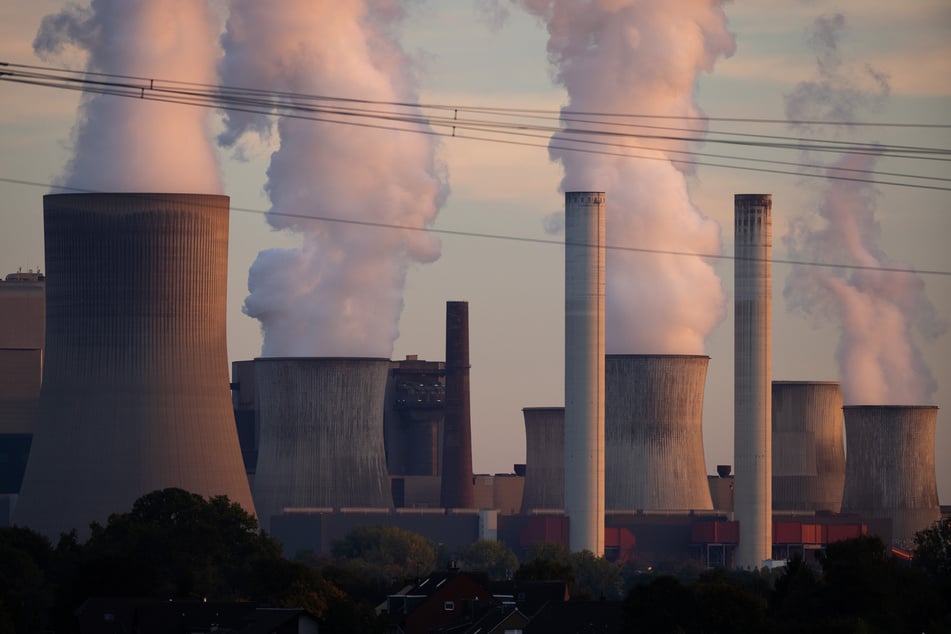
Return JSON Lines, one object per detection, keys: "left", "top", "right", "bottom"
{"left": 2, "top": 176, "right": 948, "bottom": 278}
{"left": 2, "top": 62, "right": 949, "bottom": 195}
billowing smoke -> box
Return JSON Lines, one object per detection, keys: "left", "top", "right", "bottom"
{"left": 510, "top": 0, "right": 734, "bottom": 353}
{"left": 219, "top": 1, "right": 448, "bottom": 357}
{"left": 33, "top": 0, "right": 222, "bottom": 192}
{"left": 784, "top": 14, "right": 946, "bottom": 404}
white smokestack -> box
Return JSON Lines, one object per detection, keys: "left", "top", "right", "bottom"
{"left": 33, "top": 0, "right": 223, "bottom": 193}
{"left": 564, "top": 192, "right": 605, "bottom": 556}
{"left": 783, "top": 14, "right": 946, "bottom": 405}
{"left": 512, "top": 0, "right": 734, "bottom": 354}
{"left": 218, "top": 1, "right": 449, "bottom": 358}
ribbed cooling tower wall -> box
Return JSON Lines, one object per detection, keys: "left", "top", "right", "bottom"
{"left": 564, "top": 192, "right": 605, "bottom": 555}
{"left": 14, "top": 193, "right": 255, "bottom": 539}
{"left": 605, "top": 355, "right": 713, "bottom": 511}
{"left": 734, "top": 193, "right": 773, "bottom": 568}
{"left": 441, "top": 301, "right": 475, "bottom": 508}
{"left": 521, "top": 407, "right": 565, "bottom": 512}
{"left": 841, "top": 406, "right": 941, "bottom": 547}
{"left": 252, "top": 357, "right": 392, "bottom": 531}
{"left": 772, "top": 381, "right": 845, "bottom": 512}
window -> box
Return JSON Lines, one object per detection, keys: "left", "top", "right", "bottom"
{"left": 444, "top": 601, "right": 455, "bottom": 612}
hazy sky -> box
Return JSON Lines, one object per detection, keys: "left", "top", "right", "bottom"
{"left": 1, "top": 1, "right": 949, "bottom": 501}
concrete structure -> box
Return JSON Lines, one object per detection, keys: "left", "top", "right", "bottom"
{"left": 772, "top": 381, "right": 845, "bottom": 512}
{"left": 230, "top": 360, "right": 259, "bottom": 482}
{"left": 606, "top": 355, "right": 713, "bottom": 511}
{"left": 521, "top": 407, "right": 564, "bottom": 513}
{"left": 252, "top": 357, "right": 392, "bottom": 531}
{"left": 564, "top": 191, "right": 605, "bottom": 555}
{"left": 473, "top": 473, "right": 524, "bottom": 514}
{"left": 734, "top": 193, "right": 773, "bottom": 568}
{"left": 15, "top": 193, "right": 255, "bottom": 538}
{"left": 0, "top": 271, "right": 45, "bottom": 436}
{"left": 384, "top": 355, "right": 445, "bottom": 477}
{"left": 441, "top": 301, "right": 475, "bottom": 508}
{"left": 841, "top": 405, "right": 941, "bottom": 547}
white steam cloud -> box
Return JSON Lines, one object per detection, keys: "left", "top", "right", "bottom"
{"left": 219, "top": 1, "right": 448, "bottom": 358}
{"left": 510, "top": 0, "right": 734, "bottom": 354}
{"left": 783, "top": 14, "right": 946, "bottom": 404}
{"left": 33, "top": 0, "right": 223, "bottom": 192}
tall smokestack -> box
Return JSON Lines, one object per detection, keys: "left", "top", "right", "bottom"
{"left": 734, "top": 193, "right": 772, "bottom": 568}
{"left": 441, "top": 301, "right": 474, "bottom": 508}
{"left": 521, "top": 407, "right": 565, "bottom": 513}
{"left": 14, "top": 193, "right": 255, "bottom": 539}
{"left": 841, "top": 406, "right": 941, "bottom": 547}
{"left": 564, "top": 192, "right": 605, "bottom": 555}
{"left": 606, "top": 355, "right": 713, "bottom": 511}
{"left": 772, "top": 381, "right": 845, "bottom": 512}
{"left": 252, "top": 357, "right": 392, "bottom": 531}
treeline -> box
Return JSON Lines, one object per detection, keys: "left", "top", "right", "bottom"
{"left": 1, "top": 488, "right": 949, "bottom": 633}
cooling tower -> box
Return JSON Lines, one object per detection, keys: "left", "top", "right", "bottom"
{"left": 441, "top": 301, "right": 475, "bottom": 508}
{"left": 521, "top": 407, "right": 565, "bottom": 512}
{"left": 564, "top": 192, "right": 605, "bottom": 555}
{"left": 606, "top": 355, "right": 713, "bottom": 511}
{"left": 252, "top": 357, "right": 392, "bottom": 531}
{"left": 14, "top": 193, "right": 255, "bottom": 539}
{"left": 734, "top": 193, "right": 772, "bottom": 568}
{"left": 772, "top": 381, "right": 845, "bottom": 512}
{"left": 841, "top": 406, "right": 941, "bottom": 547}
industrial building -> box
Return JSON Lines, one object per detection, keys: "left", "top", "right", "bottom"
{"left": 7, "top": 189, "right": 946, "bottom": 568}
{"left": 0, "top": 270, "right": 45, "bottom": 522}
{"left": 14, "top": 193, "right": 255, "bottom": 539}
{"left": 384, "top": 355, "right": 445, "bottom": 477}
{"left": 605, "top": 355, "right": 713, "bottom": 511}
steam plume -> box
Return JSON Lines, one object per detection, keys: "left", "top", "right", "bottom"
{"left": 33, "top": 0, "right": 222, "bottom": 192}
{"left": 511, "top": 0, "right": 734, "bottom": 353}
{"left": 219, "top": 1, "right": 448, "bottom": 357}
{"left": 783, "top": 14, "right": 946, "bottom": 404}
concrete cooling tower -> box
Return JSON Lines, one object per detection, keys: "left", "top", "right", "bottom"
{"left": 252, "top": 357, "right": 392, "bottom": 531}
{"left": 733, "top": 193, "right": 772, "bottom": 568}
{"left": 14, "top": 193, "right": 255, "bottom": 539}
{"left": 605, "top": 355, "right": 713, "bottom": 511}
{"left": 772, "top": 381, "right": 845, "bottom": 512}
{"left": 521, "top": 407, "right": 565, "bottom": 513}
{"left": 841, "top": 405, "right": 941, "bottom": 547}
{"left": 564, "top": 192, "right": 605, "bottom": 555}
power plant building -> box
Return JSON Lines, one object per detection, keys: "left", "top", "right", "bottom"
{"left": 841, "top": 405, "right": 941, "bottom": 547}
{"left": 14, "top": 193, "right": 255, "bottom": 539}
{"left": 385, "top": 355, "right": 444, "bottom": 477}
{"left": 521, "top": 407, "right": 564, "bottom": 512}
{"left": 733, "top": 193, "right": 773, "bottom": 568}
{"left": 564, "top": 192, "right": 605, "bottom": 555}
{"left": 772, "top": 381, "right": 845, "bottom": 512}
{"left": 606, "top": 355, "right": 713, "bottom": 511}
{"left": 252, "top": 357, "right": 393, "bottom": 531}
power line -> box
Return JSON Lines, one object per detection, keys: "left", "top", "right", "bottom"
{"left": 3, "top": 65, "right": 949, "bottom": 192}
{"left": 2, "top": 176, "right": 948, "bottom": 278}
